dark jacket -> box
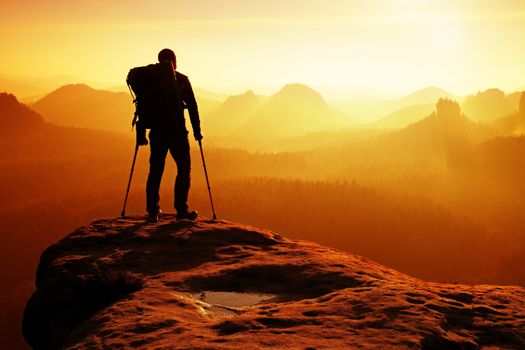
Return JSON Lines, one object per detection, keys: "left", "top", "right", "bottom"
{"left": 175, "top": 71, "right": 200, "bottom": 136}
{"left": 144, "top": 63, "right": 201, "bottom": 135}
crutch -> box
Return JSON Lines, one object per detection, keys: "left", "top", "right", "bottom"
{"left": 121, "top": 142, "right": 139, "bottom": 217}
{"left": 198, "top": 140, "right": 217, "bottom": 220}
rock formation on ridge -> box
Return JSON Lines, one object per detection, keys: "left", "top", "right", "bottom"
{"left": 24, "top": 215, "right": 525, "bottom": 349}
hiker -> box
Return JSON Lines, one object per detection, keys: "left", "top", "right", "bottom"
{"left": 136, "top": 48, "right": 202, "bottom": 222}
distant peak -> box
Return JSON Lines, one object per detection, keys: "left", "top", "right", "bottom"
{"left": 395, "top": 86, "right": 455, "bottom": 106}
{"left": 53, "top": 83, "right": 95, "bottom": 93}
{"left": 281, "top": 83, "right": 317, "bottom": 93}
{"left": 224, "top": 90, "right": 259, "bottom": 104}
{"left": 473, "top": 88, "right": 505, "bottom": 97}
{"left": 34, "top": 84, "right": 117, "bottom": 106}
{"left": 405, "top": 86, "right": 454, "bottom": 98}
{"left": 233, "top": 90, "right": 257, "bottom": 99}
{"left": 0, "top": 92, "right": 44, "bottom": 127}
{"left": 275, "top": 83, "right": 324, "bottom": 101}
{"left": 34, "top": 84, "right": 98, "bottom": 100}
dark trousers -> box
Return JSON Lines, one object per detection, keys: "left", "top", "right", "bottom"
{"left": 146, "top": 129, "right": 191, "bottom": 214}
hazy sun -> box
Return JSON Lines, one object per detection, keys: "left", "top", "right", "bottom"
{"left": 427, "top": 20, "right": 464, "bottom": 52}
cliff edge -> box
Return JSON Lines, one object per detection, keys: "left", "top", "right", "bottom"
{"left": 23, "top": 215, "right": 525, "bottom": 349}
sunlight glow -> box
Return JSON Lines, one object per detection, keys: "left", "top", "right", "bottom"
{"left": 0, "top": 1, "right": 524, "bottom": 98}
{"left": 427, "top": 19, "right": 464, "bottom": 52}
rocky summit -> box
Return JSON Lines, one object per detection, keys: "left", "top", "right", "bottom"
{"left": 24, "top": 215, "right": 525, "bottom": 349}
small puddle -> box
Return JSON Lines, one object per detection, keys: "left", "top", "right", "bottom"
{"left": 195, "top": 291, "right": 277, "bottom": 308}
{"left": 192, "top": 291, "right": 277, "bottom": 316}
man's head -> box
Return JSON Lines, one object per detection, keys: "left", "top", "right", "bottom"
{"left": 158, "top": 48, "right": 176, "bottom": 68}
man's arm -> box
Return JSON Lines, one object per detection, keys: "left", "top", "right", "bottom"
{"left": 136, "top": 120, "right": 148, "bottom": 146}
{"left": 178, "top": 73, "right": 202, "bottom": 141}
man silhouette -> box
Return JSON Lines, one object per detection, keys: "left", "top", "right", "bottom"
{"left": 137, "top": 48, "right": 202, "bottom": 222}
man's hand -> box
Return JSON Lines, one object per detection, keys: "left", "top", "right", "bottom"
{"left": 136, "top": 128, "right": 148, "bottom": 146}
{"left": 194, "top": 132, "right": 203, "bottom": 142}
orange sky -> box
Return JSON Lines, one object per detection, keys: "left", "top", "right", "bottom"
{"left": 1, "top": 0, "right": 525, "bottom": 98}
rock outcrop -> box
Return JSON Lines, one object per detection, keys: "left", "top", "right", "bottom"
{"left": 24, "top": 215, "right": 525, "bottom": 349}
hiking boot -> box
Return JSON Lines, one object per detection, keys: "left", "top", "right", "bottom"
{"left": 147, "top": 209, "right": 162, "bottom": 223}
{"left": 176, "top": 210, "right": 198, "bottom": 221}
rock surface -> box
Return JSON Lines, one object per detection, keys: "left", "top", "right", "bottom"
{"left": 24, "top": 215, "right": 525, "bottom": 349}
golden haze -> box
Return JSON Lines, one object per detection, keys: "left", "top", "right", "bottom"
{"left": 1, "top": 1, "right": 525, "bottom": 98}
{"left": 1, "top": 1, "right": 525, "bottom": 348}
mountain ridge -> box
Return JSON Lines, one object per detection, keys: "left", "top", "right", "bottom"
{"left": 395, "top": 86, "right": 456, "bottom": 106}
{"left": 235, "top": 83, "right": 351, "bottom": 139}
{"left": 0, "top": 93, "right": 45, "bottom": 131}
{"left": 205, "top": 90, "right": 264, "bottom": 136}
{"left": 31, "top": 83, "right": 134, "bottom": 132}
{"left": 372, "top": 103, "right": 434, "bottom": 129}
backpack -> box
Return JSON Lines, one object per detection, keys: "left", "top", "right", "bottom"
{"left": 126, "top": 62, "right": 181, "bottom": 129}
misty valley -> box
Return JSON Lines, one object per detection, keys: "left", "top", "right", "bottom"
{"left": 1, "top": 82, "right": 525, "bottom": 348}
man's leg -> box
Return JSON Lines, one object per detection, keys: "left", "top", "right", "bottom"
{"left": 146, "top": 131, "right": 168, "bottom": 216}
{"left": 169, "top": 134, "right": 191, "bottom": 214}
